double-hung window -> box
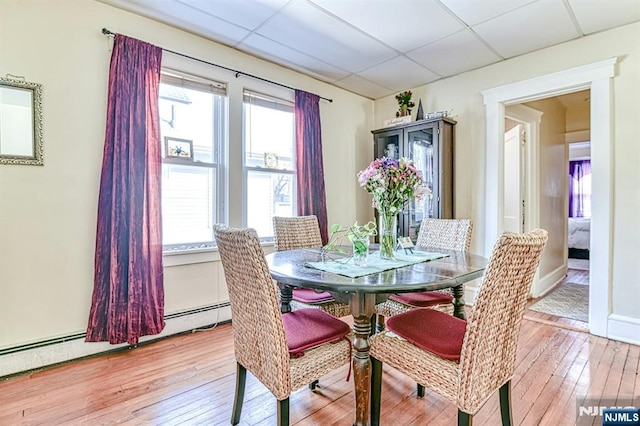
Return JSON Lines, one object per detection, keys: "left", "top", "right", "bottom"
{"left": 243, "top": 91, "right": 296, "bottom": 240}
{"left": 159, "top": 72, "right": 227, "bottom": 250}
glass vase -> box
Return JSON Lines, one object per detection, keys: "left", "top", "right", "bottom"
{"left": 378, "top": 211, "right": 397, "bottom": 260}
{"left": 352, "top": 236, "right": 370, "bottom": 267}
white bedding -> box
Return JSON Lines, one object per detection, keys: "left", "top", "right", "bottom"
{"left": 568, "top": 218, "right": 590, "bottom": 250}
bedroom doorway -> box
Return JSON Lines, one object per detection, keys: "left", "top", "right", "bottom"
{"left": 482, "top": 58, "right": 616, "bottom": 338}
{"left": 501, "top": 91, "right": 592, "bottom": 326}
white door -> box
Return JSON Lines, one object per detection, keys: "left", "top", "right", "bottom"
{"left": 504, "top": 124, "right": 524, "bottom": 233}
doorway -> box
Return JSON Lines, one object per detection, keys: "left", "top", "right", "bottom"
{"left": 481, "top": 58, "right": 616, "bottom": 338}
{"left": 506, "top": 92, "right": 592, "bottom": 325}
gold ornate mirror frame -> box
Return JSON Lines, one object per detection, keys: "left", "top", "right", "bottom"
{"left": 0, "top": 76, "right": 44, "bottom": 166}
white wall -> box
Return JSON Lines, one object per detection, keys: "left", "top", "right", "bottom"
{"left": 523, "top": 98, "right": 567, "bottom": 281}
{"left": 0, "top": 0, "right": 374, "bottom": 375}
{"left": 374, "top": 22, "right": 640, "bottom": 322}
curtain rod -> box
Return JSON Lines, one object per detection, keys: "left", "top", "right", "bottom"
{"left": 102, "top": 28, "right": 333, "bottom": 103}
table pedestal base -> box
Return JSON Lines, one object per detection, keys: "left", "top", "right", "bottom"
{"left": 350, "top": 293, "right": 376, "bottom": 426}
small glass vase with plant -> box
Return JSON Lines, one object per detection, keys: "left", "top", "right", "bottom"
{"left": 322, "top": 220, "right": 377, "bottom": 266}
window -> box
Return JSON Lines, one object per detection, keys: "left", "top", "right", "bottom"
{"left": 159, "top": 72, "right": 227, "bottom": 250}
{"left": 569, "top": 159, "right": 591, "bottom": 218}
{"left": 243, "top": 91, "right": 296, "bottom": 240}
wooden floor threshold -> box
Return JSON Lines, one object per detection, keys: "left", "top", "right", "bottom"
{"left": 523, "top": 312, "right": 589, "bottom": 333}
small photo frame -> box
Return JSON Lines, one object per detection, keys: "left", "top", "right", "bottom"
{"left": 398, "top": 237, "right": 415, "bottom": 249}
{"left": 165, "top": 137, "right": 193, "bottom": 160}
{"left": 264, "top": 152, "right": 279, "bottom": 169}
{"left": 397, "top": 237, "right": 415, "bottom": 254}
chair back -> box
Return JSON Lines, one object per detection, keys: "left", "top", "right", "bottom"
{"left": 457, "top": 229, "right": 548, "bottom": 412}
{"left": 213, "top": 225, "right": 291, "bottom": 399}
{"left": 416, "top": 218, "right": 473, "bottom": 251}
{"left": 273, "top": 215, "right": 323, "bottom": 251}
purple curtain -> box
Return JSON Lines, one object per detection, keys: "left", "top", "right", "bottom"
{"left": 86, "top": 35, "right": 165, "bottom": 345}
{"left": 569, "top": 160, "right": 591, "bottom": 218}
{"left": 295, "top": 91, "right": 329, "bottom": 244}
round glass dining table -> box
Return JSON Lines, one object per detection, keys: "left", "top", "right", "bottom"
{"left": 265, "top": 247, "right": 488, "bottom": 426}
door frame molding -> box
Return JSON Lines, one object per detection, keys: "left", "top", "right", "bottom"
{"left": 505, "top": 105, "right": 544, "bottom": 296}
{"left": 481, "top": 57, "right": 616, "bottom": 337}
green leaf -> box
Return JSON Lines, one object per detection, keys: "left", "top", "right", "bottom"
{"left": 353, "top": 240, "right": 368, "bottom": 254}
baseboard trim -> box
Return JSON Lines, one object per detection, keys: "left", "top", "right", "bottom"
{"left": 607, "top": 314, "right": 640, "bottom": 346}
{"left": 533, "top": 264, "right": 566, "bottom": 298}
{"left": 465, "top": 266, "right": 567, "bottom": 303}
{"left": 0, "top": 302, "right": 231, "bottom": 379}
{"left": 463, "top": 278, "right": 481, "bottom": 305}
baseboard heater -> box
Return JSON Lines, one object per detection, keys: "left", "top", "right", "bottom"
{"left": 0, "top": 302, "right": 231, "bottom": 357}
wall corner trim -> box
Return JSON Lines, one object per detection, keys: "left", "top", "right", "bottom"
{"left": 607, "top": 314, "right": 640, "bottom": 346}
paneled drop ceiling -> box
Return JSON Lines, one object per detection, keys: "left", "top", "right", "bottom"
{"left": 98, "top": 0, "right": 640, "bottom": 99}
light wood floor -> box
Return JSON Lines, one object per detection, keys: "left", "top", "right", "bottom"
{"left": 2, "top": 307, "right": 638, "bottom": 426}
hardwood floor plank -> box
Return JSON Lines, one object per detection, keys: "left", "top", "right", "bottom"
{"left": 631, "top": 343, "right": 640, "bottom": 401}
{"left": 532, "top": 331, "right": 592, "bottom": 426}
{"left": 550, "top": 334, "right": 611, "bottom": 426}
{"left": 471, "top": 321, "right": 559, "bottom": 425}
{"left": 520, "top": 328, "right": 577, "bottom": 402}
{"left": 601, "top": 341, "right": 630, "bottom": 401}
{"left": 519, "top": 331, "right": 590, "bottom": 425}
{"left": 1, "top": 317, "right": 638, "bottom": 426}
{"left": 617, "top": 343, "right": 638, "bottom": 403}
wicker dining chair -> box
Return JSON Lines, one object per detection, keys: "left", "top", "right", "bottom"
{"left": 376, "top": 218, "right": 473, "bottom": 320}
{"left": 370, "top": 229, "right": 548, "bottom": 426}
{"left": 214, "top": 225, "right": 352, "bottom": 426}
{"left": 273, "top": 215, "right": 351, "bottom": 318}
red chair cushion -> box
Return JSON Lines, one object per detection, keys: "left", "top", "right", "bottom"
{"left": 292, "top": 288, "right": 334, "bottom": 303}
{"left": 386, "top": 308, "right": 467, "bottom": 361}
{"left": 282, "top": 309, "right": 351, "bottom": 357}
{"left": 390, "top": 291, "right": 453, "bottom": 307}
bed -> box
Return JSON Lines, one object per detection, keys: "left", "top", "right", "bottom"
{"left": 568, "top": 217, "right": 590, "bottom": 259}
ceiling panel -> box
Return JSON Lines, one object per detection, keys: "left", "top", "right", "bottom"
{"left": 568, "top": 0, "right": 640, "bottom": 34}
{"left": 472, "top": 0, "right": 580, "bottom": 58}
{"left": 310, "top": 0, "right": 464, "bottom": 52}
{"left": 332, "top": 74, "right": 394, "bottom": 100}
{"left": 439, "top": 0, "right": 535, "bottom": 26}
{"left": 357, "top": 55, "right": 440, "bottom": 93}
{"left": 239, "top": 34, "right": 351, "bottom": 82}
{"left": 407, "top": 29, "right": 502, "bottom": 77}
{"left": 256, "top": 1, "right": 397, "bottom": 73}
{"left": 97, "top": 0, "right": 640, "bottom": 99}
{"left": 179, "top": 0, "right": 289, "bottom": 32}
{"left": 114, "top": 0, "right": 251, "bottom": 45}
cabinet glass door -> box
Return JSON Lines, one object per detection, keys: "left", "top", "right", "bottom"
{"left": 375, "top": 133, "right": 400, "bottom": 159}
{"left": 405, "top": 126, "right": 437, "bottom": 241}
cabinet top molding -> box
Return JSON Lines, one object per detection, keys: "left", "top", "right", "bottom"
{"left": 372, "top": 116, "right": 457, "bottom": 134}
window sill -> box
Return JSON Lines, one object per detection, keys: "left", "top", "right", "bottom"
{"left": 163, "top": 241, "right": 274, "bottom": 267}
{"left": 163, "top": 247, "right": 219, "bottom": 267}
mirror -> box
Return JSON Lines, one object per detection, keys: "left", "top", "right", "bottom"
{"left": 0, "top": 76, "right": 43, "bottom": 165}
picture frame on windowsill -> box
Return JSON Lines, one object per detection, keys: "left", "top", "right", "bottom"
{"left": 165, "top": 136, "right": 193, "bottom": 160}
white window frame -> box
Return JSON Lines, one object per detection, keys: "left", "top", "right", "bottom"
{"left": 159, "top": 70, "right": 228, "bottom": 252}
{"left": 242, "top": 90, "right": 296, "bottom": 241}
